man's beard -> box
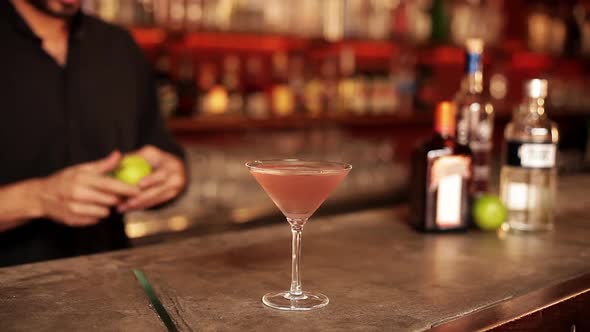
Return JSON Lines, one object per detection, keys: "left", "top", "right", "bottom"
{"left": 26, "top": 0, "right": 79, "bottom": 19}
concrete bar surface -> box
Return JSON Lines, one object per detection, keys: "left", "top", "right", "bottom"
{"left": 1, "top": 175, "right": 590, "bottom": 331}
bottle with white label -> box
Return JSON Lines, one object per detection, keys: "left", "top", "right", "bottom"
{"left": 410, "top": 102, "right": 473, "bottom": 232}
{"left": 500, "top": 79, "right": 559, "bottom": 231}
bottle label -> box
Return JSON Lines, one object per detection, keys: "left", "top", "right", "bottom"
{"left": 502, "top": 182, "right": 544, "bottom": 210}
{"left": 506, "top": 141, "right": 556, "bottom": 169}
{"left": 428, "top": 152, "right": 471, "bottom": 228}
{"left": 436, "top": 173, "right": 463, "bottom": 227}
{"left": 465, "top": 52, "right": 481, "bottom": 74}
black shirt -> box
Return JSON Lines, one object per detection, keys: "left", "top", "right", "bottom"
{"left": 0, "top": 2, "right": 184, "bottom": 267}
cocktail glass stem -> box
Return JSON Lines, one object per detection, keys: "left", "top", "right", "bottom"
{"left": 289, "top": 222, "right": 305, "bottom": 298}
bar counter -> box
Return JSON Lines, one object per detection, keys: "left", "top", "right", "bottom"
{"left": 1, "top": 175, "right": 590, "bottom": 331}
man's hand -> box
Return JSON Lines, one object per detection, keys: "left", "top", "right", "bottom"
{"left": 118, "top": 145, "right": 186, "bottom": 212}
{"left": 38, "top": 151, "right": 140, "bottom": 227}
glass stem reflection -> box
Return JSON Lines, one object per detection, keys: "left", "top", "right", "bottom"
{"left": 289, "top": 223, "right": 304, "bottom": 297}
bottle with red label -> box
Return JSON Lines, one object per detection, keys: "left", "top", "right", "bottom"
{"left": 410, "top": 102, "right": 473, "bottom": 232}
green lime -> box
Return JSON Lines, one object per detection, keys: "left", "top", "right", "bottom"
{"left": 113, "top": 155, "right": 152, "bottom": 185}
{"left": 472, "top": 194, "right": 508, "bottom": 231}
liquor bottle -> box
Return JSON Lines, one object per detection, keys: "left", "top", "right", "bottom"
{"left": 97, "top": 0, "right": 119, "bottom": 23}
{"left": 563, "top": 3, "right": 582, "bottom": 57}
{"left": 185, "top": 0, "right": 202, "bottom": 31}
{"left": 500, "top": 79, "right": 559, "bottom": 232}
{"left": 337, "top": 47, "right": 358, "bottom": 113}
{"left": 176, "top": 53, "right": 196, "bottom": 117}
{"left": 81, "top": 0, "right": 98, "bottom": 16}
{"left": 410, "top": 102, "right": 473, "bottom": 232}
{"left": 222, "top": 55, "right": 243, "bottom": 115}
{"left": 244, "top": 56, "right": 269, "bottom": 118}
{"left": 167, "top": 0, "right": 186, "bottom": 31}
{"left": 430, "top": 0, "right": 449, "bottom": 44}
{"left": 370, "top": 71, "right": 397, "bottom": 115}
{"left": 454, "top": 38, "right": 494, "bottom": 197}
{"left": 117, "top": 0, "right": 135, "bottom": 26}
{"left": 390, "top": 51, "right": 416, "bottom": 115}
{"left": 154, "top": 51, "right": 179, "bottom": 118}
{"left": 303, "top": 64, "right": 324, "bottom": 117}
{"left": 195, "top": 62, "right": 227, "bottom": 116}
{"left": 289, "top": 54, "right": 307, "bottom": 113}
{"left": 269, "top": 52, "right": 295, "bottom": 117}
{"left": 320, "top": 58, "right": 339, "bottom": 115}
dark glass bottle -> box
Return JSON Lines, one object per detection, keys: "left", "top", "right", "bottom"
{"left": 195, "top": 62, "right": 227, "bottom": 116}
{"left": 430, "top": 0, "right": 449, "bottom": 44}
{"left": 244, "top": 56, "right": 269, "bottom": 118}
{"left": 176, "top": 53, "right": 196, "bottom": 118}
{"left": 410, "top": 102, "right": 473, "bottom": 232}
{"left": 154, "top": 50, "right": 179, "bottom": 118}
{"left": 222, "top": 55, "right": 243, "bottom": 115}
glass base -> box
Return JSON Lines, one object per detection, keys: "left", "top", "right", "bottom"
{"left": 262, "top": 291, "right": 329, "bottom": 311}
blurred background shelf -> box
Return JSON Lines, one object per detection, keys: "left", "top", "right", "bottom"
{"left": 167, "top": 113, "right": 432, "bottom": 132}
{"left": 167, "top": 110, "right": 590, "bottom": 162}
{"left": 167, "top": 109, "right": 590, "bottom": 133}
{"left": 81, "top": 0, "right": 590, "bottom": 242}
{"left": 131, "top": 27, "right": 590, "bottom": 68}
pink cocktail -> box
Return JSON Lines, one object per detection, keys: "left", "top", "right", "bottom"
{"left": 246, "top": 159, "right": 351, "bottom": 311}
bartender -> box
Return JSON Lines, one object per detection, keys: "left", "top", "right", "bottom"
{"left": 0, "top": 0, "right": 187, "bottom": 267}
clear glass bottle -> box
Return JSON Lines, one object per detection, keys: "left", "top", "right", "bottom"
{"left": 454, "top": 37, "right": 494, "bottom": 197}
{"left": 500, "top": 79, "right": 559, "bottom": 232}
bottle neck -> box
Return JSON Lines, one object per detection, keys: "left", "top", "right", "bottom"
{"left": 466, "top": 71, "right": 483, "bottom": 94}
{"left": 434, "top": 119, "right": 455, "bottom": 138}
{"left": 435, "top": 125, "right": 455, "bottom": 139}
{"left": 464, "top": 52, "right": 483, "bottom": 94}
{"left": 522, "top": 96, "right": 547, "bottom": 119}
{"left": 434, "top": 102, "right": 456, "bottom": 139}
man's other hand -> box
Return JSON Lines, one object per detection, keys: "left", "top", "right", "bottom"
{"left": 118, "top": 145, "right": 187, "bottom": 212}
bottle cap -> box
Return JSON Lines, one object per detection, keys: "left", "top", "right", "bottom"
{"left": 525, "top": 79, "right": 548, "bottom": 98}
{"left": 465, "top": 38, "right": 484, "bottom": 54}
{"left": 434, "top": 101, "right": 456, "bottom": 135}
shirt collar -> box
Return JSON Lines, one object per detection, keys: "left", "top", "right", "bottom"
{"left": 1, "top": 1, "right": 85, "bottom": 42}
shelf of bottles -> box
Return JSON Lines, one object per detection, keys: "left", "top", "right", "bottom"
{"left": 83, "top": 0, "right": 590, "bottom": 128}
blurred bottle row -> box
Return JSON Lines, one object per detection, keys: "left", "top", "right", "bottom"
{"left": 156, "top": 49, "right": 419, "bottom": 118}
{"left": 83, "top": 0, "right": 505, "bottom": 46}
{"left": 154, "top": 46, "right": 590, "bottom": 119}
{"left": 83, "top": 0, "right": 590, "bottom": 57}
{"left": 527, "top": 0, "right": 590, "bottom": 57}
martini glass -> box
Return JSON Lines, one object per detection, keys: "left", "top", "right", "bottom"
{"left": 246, "top": 159, "right": 351, "bottom": 311}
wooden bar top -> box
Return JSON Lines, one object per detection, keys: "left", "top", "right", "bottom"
{"left": 1, "top": 175, "right": 590, "bottom": 331}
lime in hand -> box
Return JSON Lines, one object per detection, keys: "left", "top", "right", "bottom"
{"left": 113, "top": 155, "right": 152, "bottom": 185}
{"left": 472, "top": 194, "right": 508, "bottom": 231}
